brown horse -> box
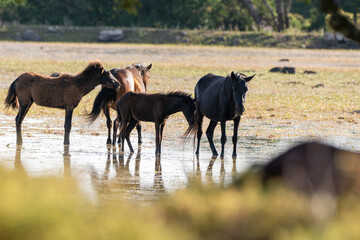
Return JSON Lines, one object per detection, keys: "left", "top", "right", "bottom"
{"left": 116, "top": 91, "right": 196, "bottom": 155}
{"left": 88, "top": 63, "right": 152, "bottom": 145}
{"left": 4, "top": 60, "right": 120, "bottom": 146}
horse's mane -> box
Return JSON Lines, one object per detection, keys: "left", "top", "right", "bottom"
{"left": 127, "top": 63, "right": 147, "bottom": 70}
{"left": 165, "top": 91, "right": 193, "bottom": 99}
{"left": 231, "top": 72, "right": 248, "bottom": 79}
{"left": 76, "top": 60, "right": 104, "bottom": 79}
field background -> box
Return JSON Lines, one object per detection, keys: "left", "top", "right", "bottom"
{"left": 1, "top": 42, "right": 359, "bottom": 140}
{"left": 0, "top": 41, "right": 359, "bottom": 239}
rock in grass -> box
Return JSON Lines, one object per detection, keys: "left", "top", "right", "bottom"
{"left": 98, "top": 29, "right": 124, "bottom": 42}
{"left": 269, "top": 66, "right": 295, "bottom": 74}
{"left": 22, "top": 29, "right": 42, "bottom": 41}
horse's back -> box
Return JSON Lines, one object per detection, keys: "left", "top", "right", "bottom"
{"left": 195, "top": 73, "right": 225, "bottom": 98}
{"left": 195, "top": 73, "right": 230, "bottom": 121}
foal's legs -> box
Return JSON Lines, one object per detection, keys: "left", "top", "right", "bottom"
{"left": 232, "top": 117, "right": 241, "bottom": 157}
{"left": 15, "top": 102, "right": 33, "bottom": 145}
{"left": 120, "top": 119, "right": 128, "bottom": 152}
{"left": 206, "top": 120, "right": 218, "bottom": 157}
{"left": 195, "top": 111, "right": 204, "bottom": 155}
{"left": 124, "top": 118, "right": 138, "bottom": 153}
{"left": 158, "top": 123, "right": 165, "bottom": 154}
{"left": 155, "top": 123, "right": 161, "bottom": 155}
{"left": 112, "top": 118, "right": 119, "bottom": 145}
{"left": 220, "top": 120, "right": 227, "bottom": 158}
{"left": 64, "top": 107, "right": 74, "bottom": 145}
{"left": 136, "top": 122, "right": 142, "bottom": 144}
{"left": 103, "top": 107, "right": 112, "bottom": 145}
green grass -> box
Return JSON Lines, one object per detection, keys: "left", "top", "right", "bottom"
{"left": 0, "top": 43, "right": 359, "bottom": 140}
{"left": 1, "top": 58, "right": 359, "bottom": 123}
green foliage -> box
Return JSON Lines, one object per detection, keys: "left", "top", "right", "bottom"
{"left": 0, "top": 0, "right": 332, "bottom": 32}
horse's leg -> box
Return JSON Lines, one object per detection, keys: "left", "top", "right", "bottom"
{"left": 64, "top": 107, "right": 74, "bottom": 145}
{"left": 232, "top": 117, "right": 241, "bottom": 157}
{"left": 159, "top": 123, "right": 165, "bottom": 154}
{"left": 206, "top": 120, "right": 218, "bottom": 157}
{"left": 116, "top": 112, "right": 123, "bottom": 145}
{"left": 136, "top": 122, "right": 142, "bottom": 144}
{"left": 103, "top": 107, "right": 112, "bottom": 145}
{"left": 120, "top": 119, "right": 128, "bottom": 152}
{"left": 117, "top": 121, "right": 122, "bottom": 144}
{"left": 155, "top": 123, "right": 160, "bottom": 155}
{"left": 195, "top": 111, "right": 204, "bottom": 155}
{"left": 15, "top": 102, "right": 32, "bottom": 145}
{"left": 124, "top": 118, "right": 138, "bottom": 153}
{"left": 112, "top": 118, "right": 119, "bottom": 145}
{"left": 220, "top": 120, "right": 227, "bottom": 158}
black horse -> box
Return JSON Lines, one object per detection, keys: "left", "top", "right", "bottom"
{"left": 194, "top": 72, "right": 254, "bottom": 158}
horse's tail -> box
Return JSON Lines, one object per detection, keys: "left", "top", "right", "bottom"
{"left": 4, "top": 80, "right": 18, "bottom": 109}
{"left": 182, "top": 108, "right": 198, "bottom": 143}
{"left": 88, "top": 87, "right": 117, "bottom": 123}
{"left": 115, "top": 100, "right": 123, "bottom": 133}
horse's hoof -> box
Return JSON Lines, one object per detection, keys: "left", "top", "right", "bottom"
{"left": 138, "top": 140, "right": 142, "bottom": 144}
{"left": 220, "top": 154, "right": 224, "bottom": 159}
{"left": 232, "top": 153, "right": 237, "bottom": 158}
{"left": 106, "top": 139, "right": 111, "bottom": 145}
{"left": 211, "top": 154, "right": 218, "bottom": 159}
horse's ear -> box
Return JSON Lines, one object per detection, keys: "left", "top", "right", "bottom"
{"left": 245, "top": 74, "right": 255, "bottom": 82}
{"left": 147, "top": 63, "right": 152, "bottom": 71}
{"left": 231, "top": 71, "right": 236, "bottom": 80}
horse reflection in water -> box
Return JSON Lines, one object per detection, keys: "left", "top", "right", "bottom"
{"left": 90, "top": 146, "right": 165, "bottom": 203}
{"left": 194, "top": 155, "right": 234, "bottom": 187}
{"left": 63, "top": 146, "right": 71, "bottom": 178}
{"left": 14, "top": 146, "right": 71, "bottom": 177}
{"left": 14, "top": 146, "right": 25, "bottom": 173}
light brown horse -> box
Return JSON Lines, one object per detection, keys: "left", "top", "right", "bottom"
{"left": 88, "top": 63, "right": 152, "bottom": 145}
{"left": 4, "top": 60, "right": 120, "bottom": 146}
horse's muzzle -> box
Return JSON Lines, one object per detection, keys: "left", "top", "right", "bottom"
{"left": 236, "top": 107, "right": 245, "bottom": 116}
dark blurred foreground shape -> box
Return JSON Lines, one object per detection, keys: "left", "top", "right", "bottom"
{"left": 262, "top": 142, "right": 360, "bottom": 196}
{"left": 320, "top": 0, "right": 360, "bottom": 44}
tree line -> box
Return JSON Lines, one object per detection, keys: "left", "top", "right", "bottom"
{"left": 0, "top": 0, "right": 358, "bottom": 32}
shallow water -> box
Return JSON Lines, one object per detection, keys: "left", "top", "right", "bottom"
{"left": 1, "top": 115, "right": 359, "bottom": 204}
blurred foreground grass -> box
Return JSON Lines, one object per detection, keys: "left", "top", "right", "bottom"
{"left": 1, "top": 165, "right": 360, "bottom": 240}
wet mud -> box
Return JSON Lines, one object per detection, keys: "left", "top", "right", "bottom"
{"left": 1, "top": 115, "right": 359, "bottom": 204}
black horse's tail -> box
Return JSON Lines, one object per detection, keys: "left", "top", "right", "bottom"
{"left": 88, "top": 87, "right": 117, "bottom": 123}
{"left": 4, "top": 80, "right": 18, "bottom": 109}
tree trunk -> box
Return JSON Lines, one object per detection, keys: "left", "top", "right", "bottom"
{"left": 354, "top": 10, "right": 357, "bottom": 26}
{"left": 262, "top": 0, "right": 279, "bottom": 31}
{"left": 283, "top": 0, "right": 292, "bottom": 29}
{"left": 276, "top": 0, "right": 284, "bottom": 31}
{"left": 238, "top": 0, "right": 264, "bottom": 30}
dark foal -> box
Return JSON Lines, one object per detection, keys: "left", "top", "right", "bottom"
{"left": 116, "top": 91, "right": 196, "bottom": 155}
{"left": 4, "top": 60, "right": 120, "bottom": 145}
{"left": 194, "top": 72, "right": 254, "bottom": 158}
{"left": 88, "top": 63, "right": 151, "bottom": 145}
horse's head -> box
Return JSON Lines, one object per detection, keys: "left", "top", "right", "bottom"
{"left": 230, "top": 71, "right": 255, "bottom": 116}
{"left": 133, "top": 63, "right": 152, "bottom": 91}
{"left": 100, "top": 69, "right": 120, "bottom": 90}
{"left": 182, "top": 96, "right": 196, "bottom": 127}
